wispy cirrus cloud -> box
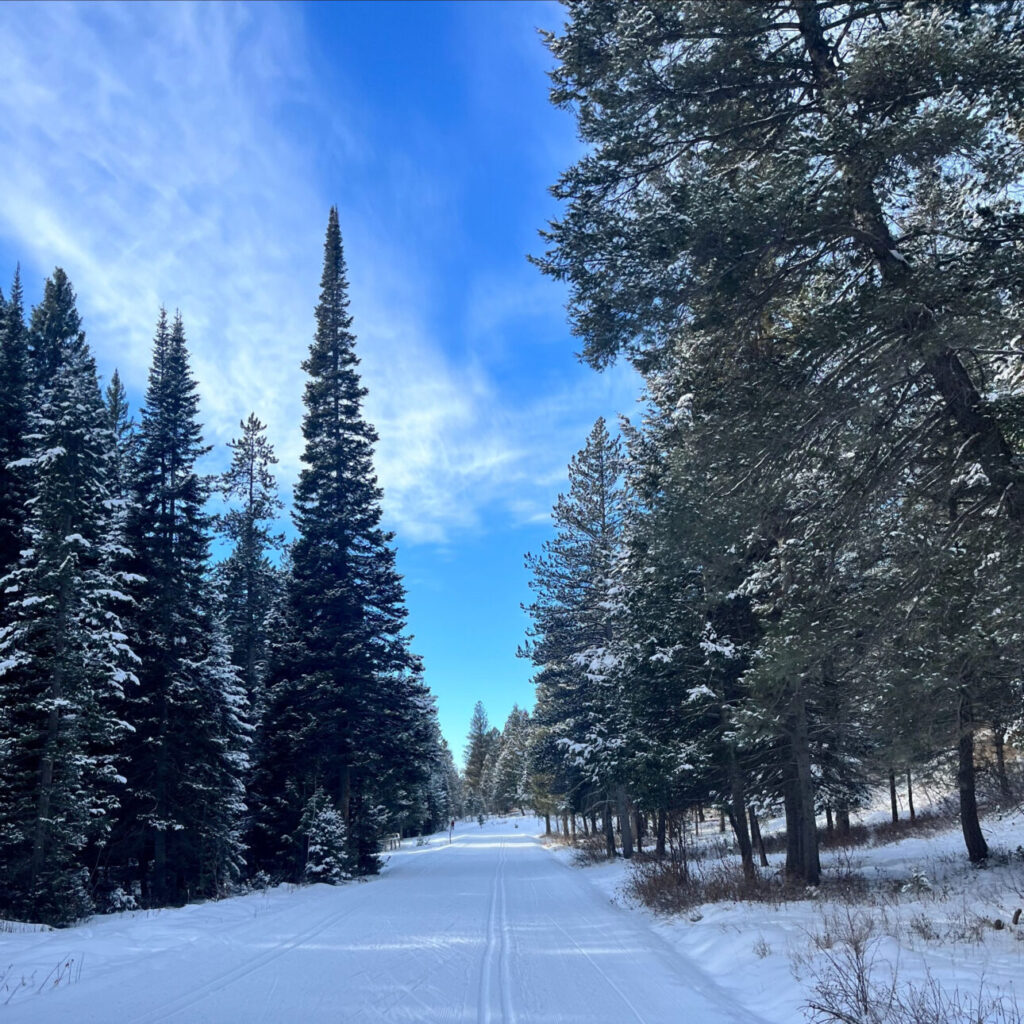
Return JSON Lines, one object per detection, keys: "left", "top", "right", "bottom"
{"left": 0, "top": 1, "right": 639, "bottom": 546}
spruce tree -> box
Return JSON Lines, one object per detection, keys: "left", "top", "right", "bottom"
{"left": 216, "top": 413, "right": 284, "bottom": 706}
{"left": 104, "top": 368, "right": 136, "bottom": 500}
{"left": 522, "top": 418, "right": 629, "bottom": 851}
{"left": 0, "top": 300, "right": 135, "bottom": 925}
{"left": 0, "top": 268, "right": 31, "bottom": 582}
{"left": 29, "top": 268, "right": 84, "bottom": 386}
{"left": 120, "top": 310, "right": 249, "bottom": 904}
{"left": 252, "top": 208, "right": 424, "bottom": 878}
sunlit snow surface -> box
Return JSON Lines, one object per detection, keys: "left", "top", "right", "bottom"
{"left": 4, "top": 811, "right": 1023, "bottom": 1022}
{"left": 1, "top": 816, "right": 767, "bottom": 1023}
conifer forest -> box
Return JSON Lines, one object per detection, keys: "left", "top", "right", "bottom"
{"left": 466, "top": 0, "right": 1024, "bottom": 885}
{"left": 0, "top": 210, "right": 460, "bottom": 925}
{"left": 2, "top": 7, "right": 1024, "bottom": 1019}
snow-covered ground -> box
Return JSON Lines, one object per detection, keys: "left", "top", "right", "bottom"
{"left": 3, "top": 810, "right": 1023, "bottom": 1022}
{"left": 1, "top": 815, "right": 766, "bottom": 1023}
{"left": 547, "top": 806, "right": 1024, "bottom": 1021}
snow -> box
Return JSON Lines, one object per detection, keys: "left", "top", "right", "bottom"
{"left": 1, "top": 816, "right": 768, "bottom": 1023}
{"left": 546, "top": 806, "right": 1024, "bottom": 1023}
{"left": 3, "top": 812, "right": 1023, "bottom": 1022}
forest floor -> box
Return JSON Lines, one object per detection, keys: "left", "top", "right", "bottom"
{"left": 2, "top": 808, "right": 1023, "bottom": 1022}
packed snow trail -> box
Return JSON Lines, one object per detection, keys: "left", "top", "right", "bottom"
{"left": 1, "top": 818, "right": 771, "bottom": 1023}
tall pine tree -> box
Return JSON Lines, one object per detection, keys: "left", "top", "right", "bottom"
{"left": 119, "top": 310, "right": 249, "bottom": 904}
{"left": 0, "top": 280, "right": 135, "bottom": 924}
{"left": 252, "top": 208, "right": 424, "bottom": 877}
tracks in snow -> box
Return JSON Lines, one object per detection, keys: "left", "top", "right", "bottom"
{"left": 478, "top": 835, "right": 516, "bottom": 1024}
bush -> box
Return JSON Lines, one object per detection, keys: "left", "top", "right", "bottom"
{"left": 804, "top": 910, "right": 1021, "bottom": 1024}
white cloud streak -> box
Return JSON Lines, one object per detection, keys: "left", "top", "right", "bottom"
{"left": 0, "top": 1, "right": 639, "bottom": 545}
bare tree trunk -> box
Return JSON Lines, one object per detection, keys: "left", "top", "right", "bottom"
{"left": 906, "top": 769, "right": 916, "bottom": 822}
{"left": 656, "top": 807, "right": 667, "bottom": 858}
{"left": 825, "top": 804, "right": 834, "bottom": 834}
{"left": 993, "top": 727, "right": 1012, "bottom": 803}
{"left": 836, "top": 802, "right": 851, "bottom": 838}
{"left": 748, "top": 806, "right": 769, "bottom": 867}
{"left": 603, "top": 800, "right": 616, "bottom": 859}
{"left": 616, "top": 787, "right": 634, "bottom": 859}
{"left": 785, "top": 690, "right": 820, "bottom": 884}
{"left": 726, "top": 750, "right": 755, "bottom": 879}
{"left": 958, "top": 692, "right": 989, "bottom": 862}
{"left": 544, "top": 814, "right": 551, "bottom": 835}
{"left": 888, "top": 769, "right": 899, "bottom": 823}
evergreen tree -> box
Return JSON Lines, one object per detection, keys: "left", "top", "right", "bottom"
{"left": 463, "top": 701, "right": 491, "bottom": 811}
{"left": 536, "top": 0, "right": 1024, "bottom": 869}
{"left": 0, "top": 268, "right": 31, "bottom": 582}
{"left": 251, "top": 207, "right": 424, "bottom": 878}
{"left": 120, "top": 310, "right": 249, "bottom": 904}
{"left": 216, "top": 412, "right": 284, "bottom": 705}
{"left": 104, "top": 368, "right": 136, "bottom": 500}
{"left": 492, "top": 706, "right": 532, "bottom": 814}
{"left": 522, "top": 418, "right": 629, "bottom": 851}
{"left": 0, "top": 302, "right": 135, "bottom": 925}
{"left": 29, "top": 268, "right": 84, "bottom": 385}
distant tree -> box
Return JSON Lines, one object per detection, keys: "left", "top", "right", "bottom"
{"left": 0, "top": 268, "right": 31, "bottom": 583}
{"left": 463, "top": 701, "right": 491, "bottom": 807}
{"left": 216, "top": 412, "right": 284, "bottom": 706}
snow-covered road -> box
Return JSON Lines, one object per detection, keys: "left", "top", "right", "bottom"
{"left": 1, "top": 818, "right": 770, "bottom": 1023}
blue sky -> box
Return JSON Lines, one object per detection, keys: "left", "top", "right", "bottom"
{"left": 0, "top": 1, "right": 640, "bottom": 757}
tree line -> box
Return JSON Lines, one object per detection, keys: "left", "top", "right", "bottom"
{"left": 512, "top": 1, "right": 1024, "bottom": 883}
{"left": 0, "top": 208, "right": 459, "bottom": 925}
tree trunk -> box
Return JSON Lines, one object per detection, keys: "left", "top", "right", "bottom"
{"left": 634, "top": 808, "right": 644, "bottom": 853}
{"left": 571, "top": 815, "right": 577, "bottom": 839}
{"left": 836, "top": 802, "right": 851, "bottom": 838}
{"left": 656, "top": 807, "right": 667, "bottom": 858}
{"left": 748, "top": 806, "right": 769, "bottom": 867}
{"left": 603, "top": 800, "right": 616, "bottom": 859}
{"left": 824, "top": 804, "right": 834, "bottom": 834}
{"left": 544, "top": 813, "right": 551, "bottom": 835}
{"left": 906, "top": 769, "right": 916, "bottom": 822}
{"left": 993, "top": 727, "right": 1012, "bottom": 803}
{"left": 888, "top": 769, "right": 899, "bottom": 823}
{"left": 726, "top": 749, "right": 755, "bottom": 879}
{"left": 616, "top": 787, "right": 633, "bottom": 859}
{"left": 958, "top": 692, "right": 989, "bottom": 862}
{"left": 785, "top": 690, "right": 820, "bottom": 884}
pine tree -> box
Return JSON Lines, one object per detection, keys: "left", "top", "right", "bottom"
{"left": 0, "top": 301, "right": 135, "bottom": 925}
{"left": 104, "top": 368, "right": 135, "bottom": 500}
{"left": 463, "top": 701, "right": 491, "bottom": 812}
{"left": 522, "top": 418, "right": 629, "bottom": 851}
{"left": 252, "top": 208, "right": 424, "bottom": 878}
{"left": 120, "top": 310, "right": 249, "bottom": 904}
{"left": 536, "top": 0, "right": 1024, "bottom": 869}
{"left": 29, "top": 268, "right": 84, "bottom": 386}
{"left": 492, "top": 707, "right": 532, "bottom": 814}
{"left": 0, "top": 268, "right": 31, "bottom": 583}
{"left": 216, "top": 413, "right": 284, "bottom": 706}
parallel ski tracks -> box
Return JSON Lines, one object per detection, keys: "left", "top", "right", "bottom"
{"left": 477, "top": 836, "right": 516, "bottom": 1024}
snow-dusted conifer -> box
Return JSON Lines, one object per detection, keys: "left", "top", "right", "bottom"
{"left": 0, "top": 291, "right": 135, "bottom": 924}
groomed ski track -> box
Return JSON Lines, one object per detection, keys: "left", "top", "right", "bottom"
{"left": 2, "top": 817, "right": 771, "bottom": 1023}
